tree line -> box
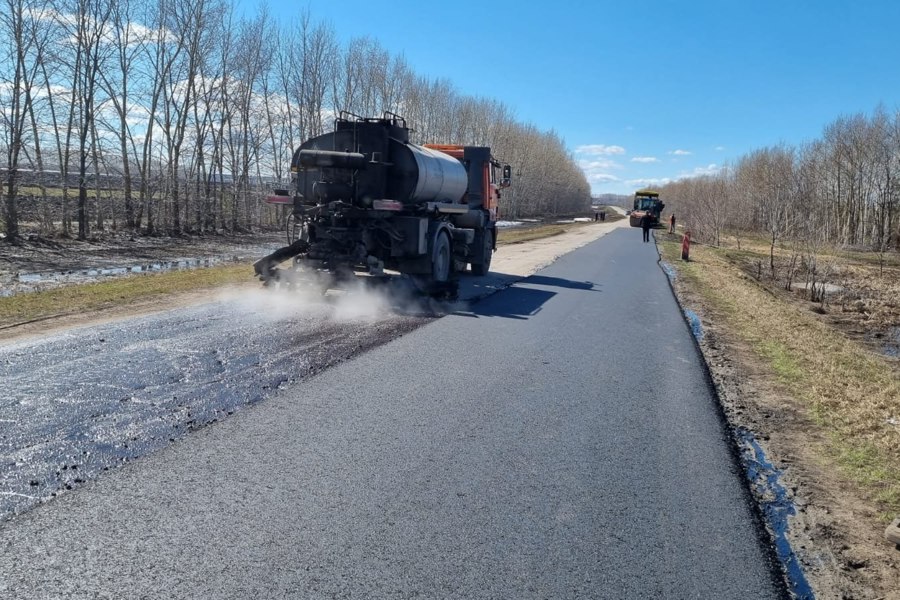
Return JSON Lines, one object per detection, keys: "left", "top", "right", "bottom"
{"left": 660, "top": 107, "right": 900, "bottom": 297}
{"left": 0, "top": 0, "right": 589, "bottom": 242}
{"left": 662, "top": 106, "right": 900, "bottom": 259}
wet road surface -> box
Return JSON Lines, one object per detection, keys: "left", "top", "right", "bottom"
{"left": 0, "top": 229, "right": 786, "bottom": 598}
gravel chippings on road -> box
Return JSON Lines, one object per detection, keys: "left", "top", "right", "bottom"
{"left": 0, "top": 288, "right": 431, "bottom": 521}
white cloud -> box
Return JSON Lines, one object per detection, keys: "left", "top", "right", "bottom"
{"left": 579, "top": 155, "right": 622, "bottom": 187}
{"left": 575, "top": 144, "right": 626, "bottom": 156}
{"left": 578, "top": 158, "right": 623, "bottom": 171}
{"left": 626, "top": 177, "right": 672, "bottom": 188}
{"left": 630, "top": 156, "right": 658, "bottom": 163}
{"left": 687, "top": 164, "right": 721, "bottom": 177}
{"left": 588, "top": 173, "right": 620, "bottom": 183}
{"left": 714, "top": 146, "right": 725, "bottom": 151}
{"left": 624, "top": 164, "right": 721, "bottom": 190}
{"left": 578, "top": 149, "right": 625, "bottom": 188}
{"left": 669, "top": 149, "right": 692, "bottom": 156}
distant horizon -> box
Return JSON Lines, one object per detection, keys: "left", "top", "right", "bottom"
{"left": 246, "top": 0, "right": 900, "bottom": 196}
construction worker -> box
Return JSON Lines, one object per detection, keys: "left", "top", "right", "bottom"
{"left": 669, "top": 213, "right": 676, "bottom": 234}
{"left": 640, "top": 212, "right": 652, "bottom": 242}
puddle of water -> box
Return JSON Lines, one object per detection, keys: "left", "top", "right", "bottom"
{"left": 737, "top": 428, "right": 815, "bottom": 600}
{"left": 684, "top": 309, "right": 704, "bottom": 341}
{"left": 866, "top": 326, "right": 900, "bottom": 358}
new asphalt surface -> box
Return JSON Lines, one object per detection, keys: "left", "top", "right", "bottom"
{"left": 0, "top": 228, "right": 785, "bottom": 598}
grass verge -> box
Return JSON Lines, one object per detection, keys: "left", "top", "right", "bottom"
{"left": 658, "top": 233, "right": 900, "bottom": 515}
{"left": 0, "top": 262, "right": 256, "bottom": 329}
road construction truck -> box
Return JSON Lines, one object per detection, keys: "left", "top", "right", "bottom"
{"left": 254, "top": 112, "right": 511, "bottom": 295}
{"left": 628, "top": 189, "right": 665, "bottom": 228}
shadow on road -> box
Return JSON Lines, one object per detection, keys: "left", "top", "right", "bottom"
{"left": 455, "top": 272, "right": 601, "bottom": 320}
{"left": 523, "top": 274, "right": 598, "bottom": 291}
{"left": 461, "top": 286, "right": 556, "bottom": 320}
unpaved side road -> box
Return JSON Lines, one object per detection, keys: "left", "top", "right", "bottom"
{"left": 0, "top": 219, "right": 629, "bottom": 522}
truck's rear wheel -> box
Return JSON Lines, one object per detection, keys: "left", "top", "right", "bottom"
{"left": 471, "top": 230, "right": 493, "bottom": 276}
{"left": 432, "top": 231, "right": 451, "bottom": 283}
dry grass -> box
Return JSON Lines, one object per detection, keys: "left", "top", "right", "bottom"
{"left": 497, "top": 226, "right": 567, "bottom": 245}
{"left": 659, "top": 236, "right": 900, "bottom": 513}
{"left": 708, "top": 234, "right": 900, "bottom": 342}
{"left": 0, "top": 263, "right": 256, "bottom": 328}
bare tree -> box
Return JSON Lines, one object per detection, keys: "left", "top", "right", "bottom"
{"left": 159, "top": 0, "right": 220, "bottom": 234}
{"left": 0, "top": 0, "right": 50, "bottom": 241}
{"left": 96, "top": 0, "right": 150, "bottom": 230}
{"left": 56, "top": 0, "right": 116, "bottom": 240}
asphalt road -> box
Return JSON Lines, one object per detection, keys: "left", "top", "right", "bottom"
{"left": 0, "top": 229, "right": 785, "bottom": 598}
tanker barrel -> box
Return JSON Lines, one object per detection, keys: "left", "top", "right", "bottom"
{"left": 298, "top": 149, "right": 367, "bottom": 170}
{"left": 405, "top": 143, "right": 468, "bottom": 203}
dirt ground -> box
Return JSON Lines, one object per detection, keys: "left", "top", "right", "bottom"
{"left": 662, "top": 234, "right": 900, "bottom": 600}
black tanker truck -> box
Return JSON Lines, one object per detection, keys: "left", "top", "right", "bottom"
{"left": 254, "top": 112, "right": 511, "bottom": 296}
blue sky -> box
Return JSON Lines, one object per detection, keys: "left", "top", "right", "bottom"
{"left": 245, "top": 0, "right": 900, "bottom": 195}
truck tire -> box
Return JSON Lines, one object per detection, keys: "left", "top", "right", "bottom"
{"left": 431, "top": 230, "right": 451, "bottom": 283}
{"left": 471, "top": 230, "right": 493, "bottom": 276}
